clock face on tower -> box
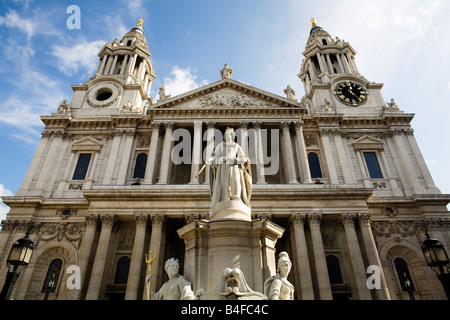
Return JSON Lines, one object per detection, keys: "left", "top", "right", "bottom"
{"left": 334, "top": 81, "right": 368, "bottom": 106}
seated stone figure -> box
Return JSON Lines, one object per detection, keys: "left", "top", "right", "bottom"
{"left": 196, "top": 267, "right": 267, "bottom": 300}
{"left": 264, "top": 252, "right": 295, "bottom": 300}
{"left": 152, "top": 258, "right": 195, "bottom": 300}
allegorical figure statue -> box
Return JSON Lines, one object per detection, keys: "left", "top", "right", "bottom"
{"left": 208, "top": 128, "right": 252, "bottom": 209}
{"left": 264, "top": 252, "right": 295, "bottom": 300}
{"left": 196, "top": 267, "right": 267, "bottom": 300}
{"left": 152, "top": 258, "right": 195, "bottom": 300}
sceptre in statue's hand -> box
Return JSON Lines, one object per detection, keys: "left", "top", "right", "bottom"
{"left": 145, "top": 251, "right": 157, "bottom": 300}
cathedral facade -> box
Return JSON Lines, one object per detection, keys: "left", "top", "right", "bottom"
{"left": 1, "top": 20, "right": 449, "bottom": 300}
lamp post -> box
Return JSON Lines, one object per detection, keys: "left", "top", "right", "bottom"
{"left": 0, "top": 232, "right": 34, "bottom": 300}
{"left": 421, "top": 231, "right": 450, "bottom": 300}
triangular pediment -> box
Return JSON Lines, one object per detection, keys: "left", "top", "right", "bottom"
{"left": 71, "top": 137, "right": 103, "bottom": 151}
{"left": 150, "top": 79, "right": 304, "bottom": 110}
{"left": 352, "top": 135, "right": 384, "bottom": 150}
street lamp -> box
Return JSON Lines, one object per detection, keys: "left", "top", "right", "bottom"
{"left": 421, "top": 231, "right": 450, "bottom": 299}
{"left": 0, "top": 232, "right": 34, "bottom": 300}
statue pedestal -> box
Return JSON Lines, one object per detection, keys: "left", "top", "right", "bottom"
{"left": 209, "top": 200, "right": 252, "bottom": 221}
{"left": 177, "top": 218, "right": 284, "bottom": 295}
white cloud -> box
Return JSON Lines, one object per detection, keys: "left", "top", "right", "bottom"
{"left": 51, "top": 40, "right": 105, "bottom": 75}
{"left": 0, "top": 9, "right": 36, "bottom": 38}
{"left": 163, "top": 66, "right": 209, "bottom": 97}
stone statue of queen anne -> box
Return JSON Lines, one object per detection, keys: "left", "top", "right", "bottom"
{"left": 208, "top": 128, "right": 252, "bottom": 209}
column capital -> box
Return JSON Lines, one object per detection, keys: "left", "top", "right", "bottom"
{"left": 193, "top": 121, "right": 203, "bottom": 129}
{"left": 100, "top": 214, "right": 116, "bottom": 228}
{"left": 165, "top": 122, "right": 175, "bottom": 130}
{"left": 151, "top": 122, "right": 161, "bottom": 131}
{"left": 340, "top": 212, "right": 357, "bottom": 227}
{"left": 357, "top": 212, "right": 372, "bottom": 225}
{"left": 281, "top": 121, "right": 292, "bottom": 129}
{"left": 134, "top": 213, "right": 149, "bottom": 226}
{"left": 85, "top": 215, "right": 99, "bottom": 227}
{"left": 308, "top": 212, "right": 322, "bottom": 226}
{"left": 239, "top": 121, "right": 249, "bottom": 129}
{"left": 290, "top": 213, "right": 307, "bottom": 227}
{"left": 150, "top": 214, "right": 165, "bottom": 227}
{"left": 294, "top": 121, "right": 304, "bottom": 129}
{"left": 0, "top": 220, "right": 16, "bottom": 231}
{"left": 253, "top": 121, "right": 262, "bottom": 129}
{"left": 207, "top": 121, "right": 216, "bottom": 129}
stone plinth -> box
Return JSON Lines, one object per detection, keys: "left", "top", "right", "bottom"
{"left": 177, "top": 218, "right": 284, "bottom": 295}
{"left": 209, "top": 200, "right": 251, "bottom": 221}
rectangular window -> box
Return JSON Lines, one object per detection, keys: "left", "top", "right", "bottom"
{"left": 363, "top": 152, "right": 383, "bottom": 179}
{"left": 72, "top": 153, "right": 92, "bottom": 180}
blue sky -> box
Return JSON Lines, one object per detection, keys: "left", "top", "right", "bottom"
{"left": 1, "top": 0, "right": 450, "bottom": 219}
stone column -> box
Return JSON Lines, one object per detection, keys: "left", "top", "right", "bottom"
{"left": 143, "top": 215, "right": 165, "bottom": 298}
{"left": 281, "top": 122, "right": 298, "bottom": 184}
{"left": 85, "top": 214, "right": 116, "bottom": 300}
{"left": 127, "top": 53, "right": 138, "bottom": 74}
{"left": 34, "top": 131, "right": 65, "bottom": 193}
{"left": 326, "top": 54, "right": 334, "bottom": 74}
{"left": 72, "top": 215, "right": 98, "bottom": 300}
{"left": 340, "top": 212, "right": 372, "bottom": 300}
{"left": 204, "top": 122, "right": 216, "bottom": 185}
{"left": 358, "top": 212, "right": 390, "bottom": 300}
{"left": 406, "top": 133, "right": 438, "bottom": 192}
{"left": 109, "top": 55, "right": 119, "bottom": 75}
{"left": 144, "top": 123, "right": 160, "bottom": 184}
{"left": 253, "top": 122, "right": 266, "bottom": 184}
{"left": 125, "top": 214, "right": 148, "bottom": 300}
{"left": 391, "top": 129, "right": 425, "bottom": 194}
{"left": 121, "top": 54, "right": 129, "bottom": 75}
{"left": 190, "top": 121, "right": 203, "bottom": 184}
{"left": 290, "top": 214, "right": 315, "bottom": 300}
{"left": 308, "top": 59, "right": 317, "bottom": 80}
{"left": 336, "top": 54, "right": 345, "bottom": 74}
{"left": 333, "top": 132, "right": 355, "bottom": 184}
{"left": 294, "top": 121, "right": 312, "bottom": 184}
{"left": 316, "top": 53, "right": 326, "bottom": 74}
{"left": 308, "top": 213, "right": 333, "bottom": 300}
{"left": 103, "top": 130, "right": 123, "bottom": 185}
{"left": 104, "top": 55, "right": 113, "bottom": 75}
{"left": 117, "top": 129, "right": 136, "bottom": 185}
{"left": 98, "top": 56, "right": 108, "bottom": 75}
{"left": 319, "top": 128, "right": 339, "bottom": 184}
{"left": 157, "top": 123, "right": 174, "bottom": 185}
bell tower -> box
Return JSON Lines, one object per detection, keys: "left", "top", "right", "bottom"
{"left": 298, "top": 19, "right": 386, "bottom": 115}
{"left": 69, "top": 19, "right": 157, "bottom": 117}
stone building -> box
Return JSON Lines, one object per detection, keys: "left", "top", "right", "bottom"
{"left": 1, "top": 19, "right": 449, "bottom": 300}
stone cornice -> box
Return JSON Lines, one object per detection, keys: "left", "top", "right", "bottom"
{"left": 81, "top": 185, "right": 374, "bottom": 202}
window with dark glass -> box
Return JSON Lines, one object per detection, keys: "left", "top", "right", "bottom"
{"left": 41, "top": 258, "right": 63, "bottom": 293}
{"left": 363, "top": 152, "right": 383, "bottom": 179}
{"left": 133, "top": 153, "right": 148, "bottom": 179}
{"left": 394, "top": 258, "right": 415, "bottom": 292}
{"left": 114, "top": 256, "right": 131, "bottom": 284}
{"left": 308, "top": 152, "right": 323, "bottom": 178}
{"left": 72, "top": 153, "right": 92, "bottom": 180}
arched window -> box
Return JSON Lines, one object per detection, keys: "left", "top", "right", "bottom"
{"left": 133, "top": 153, "right": 148, "bottom": 179}
{"left": 114, "top": 256, "right": 131, "bottom": 284}
{"left": 394, "top": 257, "right": 415, "bottom": 292}
{"left": 41, "top": 258, "right": 63, "bottom": 293}
{"left": 308, "top": 152, "right": 323, "bottom": 178}
{"left": 326, "top": 255, "right": 343, "bottom": 284}
{"left": 127, "top": 40, "right": 132, "bottom": 46}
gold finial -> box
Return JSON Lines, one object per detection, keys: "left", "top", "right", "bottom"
{"left": 137, "top": 19, "right": 143, "bottom": 28}
{"left": 311, "top": 18, "right": 317, "bottom": 27}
